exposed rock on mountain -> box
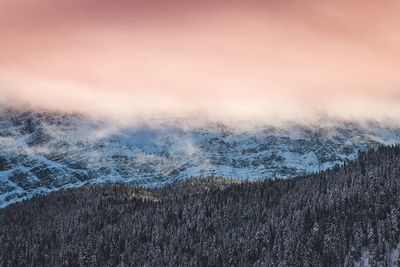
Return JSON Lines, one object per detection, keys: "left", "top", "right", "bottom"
{"left": 1, "top": 107, "right": 400, "bottom": 207}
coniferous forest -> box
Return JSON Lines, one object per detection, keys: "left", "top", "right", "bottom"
{"left": 1, "top": 145, "right": 400, "bottom": 266}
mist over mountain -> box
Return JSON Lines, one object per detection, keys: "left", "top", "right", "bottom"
{"left": 1, "top": 106, "right": 400, "bottom": 207}
{"left": 1, "top": 0, "right": 400, "bottom": 266}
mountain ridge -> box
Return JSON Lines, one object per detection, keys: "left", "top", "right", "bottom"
{"left": 1, "top": 106, "right": 400, "bottom": 207}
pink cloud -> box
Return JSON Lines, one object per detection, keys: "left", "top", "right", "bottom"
{"left": 0, "top": 0, "right": 400, "bottom": 123}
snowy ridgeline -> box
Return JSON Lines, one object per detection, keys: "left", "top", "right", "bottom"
{"left": 1, "top": 108, "right": 400, "bottom": 207}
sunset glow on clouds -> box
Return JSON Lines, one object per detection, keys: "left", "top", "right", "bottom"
{"left": 0, "top": 0, "right": 400, "bottom": 123}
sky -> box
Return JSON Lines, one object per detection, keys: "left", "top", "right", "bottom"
{"left": 0, "top": 0, "right": 400, "bottom": 124}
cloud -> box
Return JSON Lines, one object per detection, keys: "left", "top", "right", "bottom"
{"left": 0, "top": 0, "right": 400, "bottom": 125}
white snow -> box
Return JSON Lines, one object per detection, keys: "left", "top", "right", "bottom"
{"left": 1, "top": 109, "right": 400, "bottom": 207}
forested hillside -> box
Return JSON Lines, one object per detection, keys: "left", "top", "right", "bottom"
{"left": 1, "top": 145, "right": 400, "bottom": 266}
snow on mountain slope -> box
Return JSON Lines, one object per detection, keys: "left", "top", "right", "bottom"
{"left": 1, "top": 107, "right": 400, "bottom": 207}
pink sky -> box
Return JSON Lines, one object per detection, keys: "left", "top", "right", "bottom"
{"left": 0, "top": 0, "right": 400, "bottom": 123}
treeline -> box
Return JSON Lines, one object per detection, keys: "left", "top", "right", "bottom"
{"left": 1, "top": 145, "right": 400, "bottom": 266}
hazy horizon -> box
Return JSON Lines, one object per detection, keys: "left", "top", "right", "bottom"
{"left": 1, "top": 0, "right": 400, "bottom": 124}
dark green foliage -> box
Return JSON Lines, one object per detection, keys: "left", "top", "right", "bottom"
{"left": 1, "top": 145, "right": 400, "bottom": 266}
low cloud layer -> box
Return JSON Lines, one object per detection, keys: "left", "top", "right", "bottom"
{"left": 1, "top": 0, "right": 400, "bottom": 125}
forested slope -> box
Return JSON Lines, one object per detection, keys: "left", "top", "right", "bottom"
{"left": 1, "top": 145, "right": 400, "bottom": 266}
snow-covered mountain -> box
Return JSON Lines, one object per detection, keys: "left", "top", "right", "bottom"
{"left": 1, "top": 107, "right": 400, "bottom": 207}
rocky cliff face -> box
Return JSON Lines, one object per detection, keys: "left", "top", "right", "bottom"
{"left": 1, "top": 107, "right": 400, "bottom": 207}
